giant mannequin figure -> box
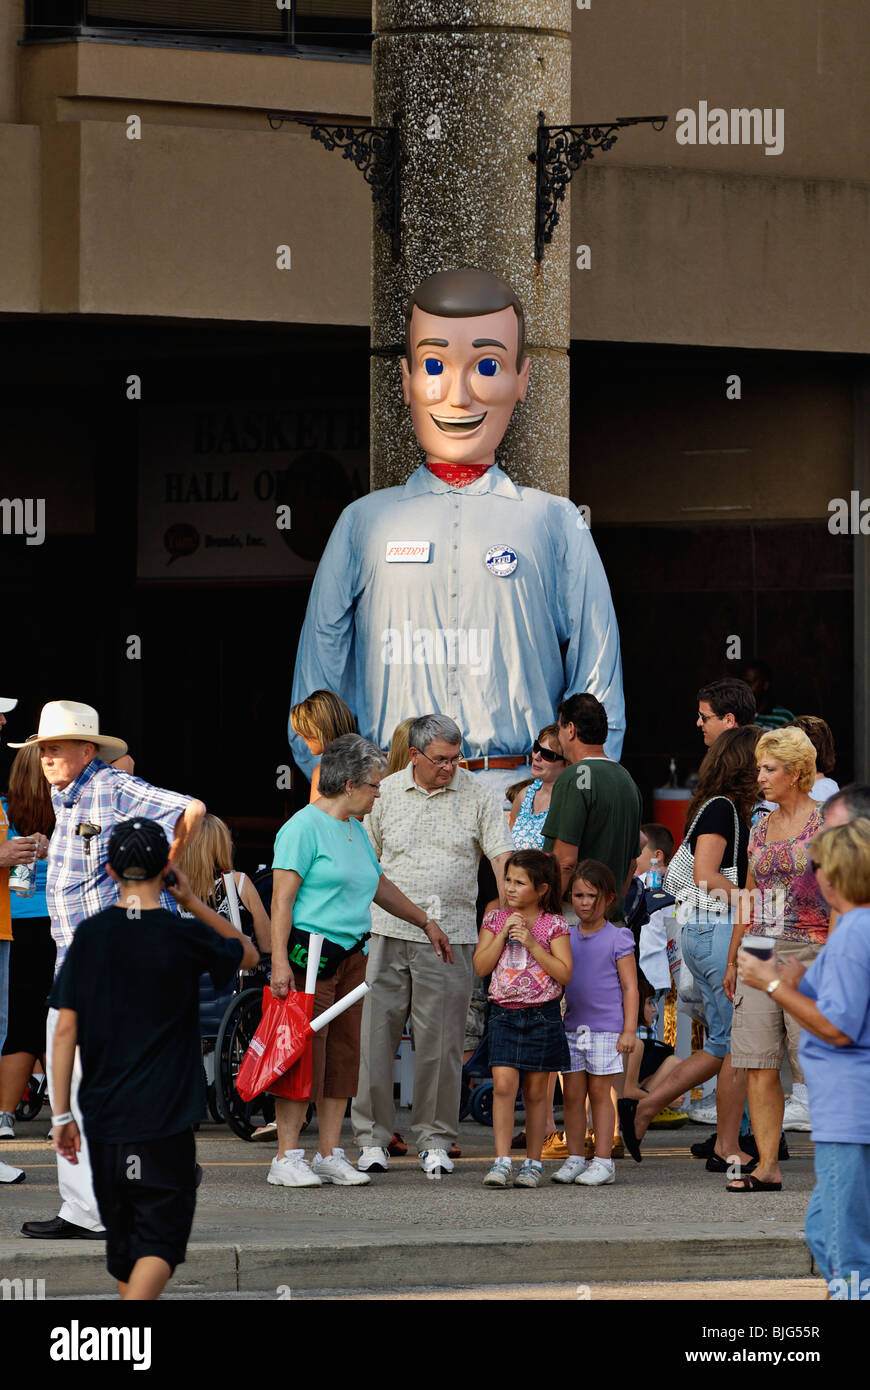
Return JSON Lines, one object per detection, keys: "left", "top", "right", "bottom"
{"left": 290, "top": 269, "right": 624, "bottom": 780}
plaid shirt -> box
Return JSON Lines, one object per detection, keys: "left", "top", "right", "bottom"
{"left": 48, "top": 758, "right": 193, "bottom": 972}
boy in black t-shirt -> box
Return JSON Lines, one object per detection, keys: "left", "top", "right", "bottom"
{"left": 50, "top": 817, "right": 259, "bottom": 1301}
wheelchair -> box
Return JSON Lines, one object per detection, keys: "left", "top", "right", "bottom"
{"left": 202, "top": 868, "right": 276, "bottom": 1141}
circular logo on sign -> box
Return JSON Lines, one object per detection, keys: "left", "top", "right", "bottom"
{"left": 484, "top": 544, "right": 518, "bottom": 577}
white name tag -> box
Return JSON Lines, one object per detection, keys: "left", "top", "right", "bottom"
{"left": 385, "top": 541, "right": 431, "bottom": 562}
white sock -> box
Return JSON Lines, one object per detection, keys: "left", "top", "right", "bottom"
{"left": 569, "top": 1154, "right": 584, "bottom": 1162}
{"left": 791, "top": 1083, "right": 808, "bottom": 1104}
{"left": 496, "top": 1155, "right": 512, "bottom": 1164}
{"left": 529, "top": 1159, "right": 543, "bottom": 1169}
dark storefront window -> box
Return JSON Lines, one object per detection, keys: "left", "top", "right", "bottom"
{"left": 24, "top": 0, "right": 373, "bottom": 56}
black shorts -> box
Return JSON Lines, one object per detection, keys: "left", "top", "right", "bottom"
{"left": 639, "top": 1037, "right": 674, "bottom": 1083}
{"left": 90, "top": 1129, "right": 197, "bottom": 1283}
{"left": 2, "top": 917, "right": 55, "bottom": 1057}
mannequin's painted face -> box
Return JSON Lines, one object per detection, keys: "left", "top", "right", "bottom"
{"left": 401, "top": 305, "right": 530, "bottom": 468}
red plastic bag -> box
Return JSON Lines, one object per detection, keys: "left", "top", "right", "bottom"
{"left": 236, "top": 989, "right": 313, "bottom": 1102}
{"left": 268, "top": 994, "right": 315, "bottom": 1100}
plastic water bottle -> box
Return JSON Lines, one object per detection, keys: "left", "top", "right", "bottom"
{"left": 649, "top": 852, "right": 663, "bottom": 890}
{"left": 504, "top": 933, "right": 526, "bottom": 970}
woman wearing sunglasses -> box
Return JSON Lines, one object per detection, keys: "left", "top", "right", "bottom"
{"left": 508, "top": 725, "right": 567, "bottom": 850}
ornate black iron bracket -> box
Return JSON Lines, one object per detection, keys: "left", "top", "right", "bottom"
{"left": 268, "top": 111, "right": 401, "bottom": 259}
{"left": 529, "top": 111, "right": 668, "bottom": 261}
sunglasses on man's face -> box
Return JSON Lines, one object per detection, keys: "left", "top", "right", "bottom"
{"left": 533, "top": 740, "right": 564, "bottom": 763}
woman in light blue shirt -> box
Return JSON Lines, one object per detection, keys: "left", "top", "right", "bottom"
{"left": 267, "top": 733, "right": 452, "bottom": 1190}
{"left": 737, "top": 819, "right": 870, "bottom": 1296}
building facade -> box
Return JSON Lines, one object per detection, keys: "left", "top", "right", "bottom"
{"left": 1, "top": 0, "right": 866, "bottom": 853}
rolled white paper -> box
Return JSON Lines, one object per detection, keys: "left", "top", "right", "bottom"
{"left": 304, "top": 934, "right": 324, "bottom": 995}
{"left": 310, "top": 981, "right": 370, "bottom": 1033}
{"left": 222, "top": 872, "right": 242, "bottom": 931}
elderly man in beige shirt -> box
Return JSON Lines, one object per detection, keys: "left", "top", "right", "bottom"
{"left": 352, "top": 714, "right": 513, "bottom": 1176}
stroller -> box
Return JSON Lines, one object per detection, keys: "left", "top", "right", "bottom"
{"left": 458, "top": 1008, "right": 527, "bottom": 1126}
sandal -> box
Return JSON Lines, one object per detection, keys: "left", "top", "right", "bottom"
{"left": 387, "top": 1132, "right": 408, "bottom": 1157}
{"left": 706, "top": 1154, "right": 757, "bottom": 1175}
{"left": 726, "top": 1174, "right": 782, "bottom": 1193}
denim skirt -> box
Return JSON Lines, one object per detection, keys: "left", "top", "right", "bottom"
{"left": 487, "top": 999, "right": 571, "bottom": 1072}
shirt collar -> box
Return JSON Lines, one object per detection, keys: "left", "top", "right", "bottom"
{"left": 401, "top": 762, "right": 460, "bottom": 795}
{"left": 402, "top": 462, "right": 521, "bottom": 501}
{"left": 51, "top": 757, "right": 106, "bottom": 810}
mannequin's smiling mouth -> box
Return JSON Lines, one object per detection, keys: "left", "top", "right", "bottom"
{"left": 431, "top": 412, "right": 486, "bottom": 434}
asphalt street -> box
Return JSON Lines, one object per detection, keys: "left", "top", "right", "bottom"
{"left": 0, "top": 1111, "right": 820, "bottom": 1298}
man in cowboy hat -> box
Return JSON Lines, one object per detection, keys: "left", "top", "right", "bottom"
{"left": 11, "top": 700, "right": 206, "bottom": 1240}
{"left": 0, "top": 697, "right": 49, "bottom": 1186}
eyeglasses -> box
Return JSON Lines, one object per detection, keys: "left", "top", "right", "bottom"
{"left": 533, "top": 740, "right": 565, "bottom": 763}
{"left": 697, "top": 711, "right": 718, "bottom": 724}
{"left": 417, "top": 751, "right": 462, "bottom": 769}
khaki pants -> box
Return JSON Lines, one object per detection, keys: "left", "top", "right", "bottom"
{"left": 351, "top": 935, "right": 475, "bottom": 1154}
{"left": 731, "top": 938, "right": 822, "bottom": 1076}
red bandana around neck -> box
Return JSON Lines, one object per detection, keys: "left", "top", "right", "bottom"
{"left": 426, "top": 462, "right": 491, "bottom": 488}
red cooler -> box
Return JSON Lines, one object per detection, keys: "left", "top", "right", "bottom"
{"left": 652, "top": 786, "right": 693, "bottom": 852}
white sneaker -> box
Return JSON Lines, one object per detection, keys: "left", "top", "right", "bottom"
{"left": 686, "top": 1100, "right": 718, "bottom": 1125}
{"left": 420, "top": 1148, "right": 454, "bottom": 1175}
{"left": 783, "top": 1096, "right": 812, "bottom": 1131}
{"left": 552, "top": 1155, "right": 587, "bottom": 1184}
{"left": 0, "top": 1112, "right": 15, "bottom": 1140}
{"left": 357, "top": 1146, "right": 389, "bottom": 1173}
{"left": 267, "top": 1149, "right": 322, "bottom": 1187}
{"left": 312, "top": 1149, "right": 371, "bottom": 1185}
{"left": 0, "top": 1159, "right": 25, "bottom": 1185}
{"left": 576, "top": 1157, "right": 615, "bottom": 1186}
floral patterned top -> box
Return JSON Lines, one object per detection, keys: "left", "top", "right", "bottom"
{"left": 511, "top": 780, "right": 549, "bottom": 849}
{"left": 747, "top": 804, "right": 829, "bottom": 944}
{"left": 483, "top": 909, "right": 570, "bottom": 1007}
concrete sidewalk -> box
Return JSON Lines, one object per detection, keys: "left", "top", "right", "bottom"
{"left": 0, "top": 1116, "right": 818, "bottom": 1297}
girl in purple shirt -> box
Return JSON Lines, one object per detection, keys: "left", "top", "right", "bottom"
{"left": 555, "top": 860, "right": 638, "bottom": 1188}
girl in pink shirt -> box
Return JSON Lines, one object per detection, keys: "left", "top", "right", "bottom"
{"left": 474, "top": 850, "right": 572, "bottom": 1189}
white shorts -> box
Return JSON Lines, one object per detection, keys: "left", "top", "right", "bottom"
{"left": 565, "top": 1027, "right": 623, "bottom": 1076}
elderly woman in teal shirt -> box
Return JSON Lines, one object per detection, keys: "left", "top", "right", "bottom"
{"left": 268, "top": 733, "right": 451, "bottom": 1190}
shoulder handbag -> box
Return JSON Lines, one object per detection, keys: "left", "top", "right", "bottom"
{"left": 664, "top": 796, "right": 741, "bottom": 924}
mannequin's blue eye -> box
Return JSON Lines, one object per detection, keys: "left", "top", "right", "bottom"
{"left": 423, "top": 358, "right": 444, "bottom": 375}
{"left": 476, "top": 358, "right": 501, "bottom": 377}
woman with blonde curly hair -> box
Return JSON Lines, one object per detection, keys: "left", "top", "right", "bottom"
{"left": 723, "top": 726, "right": 831, "bottom": 1192}
{"left": 290, "top": 691, "right": 357, "bottom": 802}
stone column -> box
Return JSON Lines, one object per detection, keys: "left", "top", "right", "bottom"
{"left": 371, "top": 0, "right": 572, "bottom": 494}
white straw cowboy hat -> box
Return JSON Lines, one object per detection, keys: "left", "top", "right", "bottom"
{"left": 9, "top": 700, "right": 128, "bottom": 762}
{"left": 0, "top": 696, "right": 17, "bottom": 713}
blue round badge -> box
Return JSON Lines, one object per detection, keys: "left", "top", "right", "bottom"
{"left": 484, "top": 544, "right": 518, "bottom": 577}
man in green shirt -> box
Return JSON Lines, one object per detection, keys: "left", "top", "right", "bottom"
{"left": 542, "top": 694, "right": 643, "bottom": 920}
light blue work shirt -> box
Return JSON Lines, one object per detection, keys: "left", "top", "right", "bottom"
{"left": 290, "top": 463, "right": 625, "bottom": 777}
{"left": 798, "top": 907, "right": 870, "bottom": 1144}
